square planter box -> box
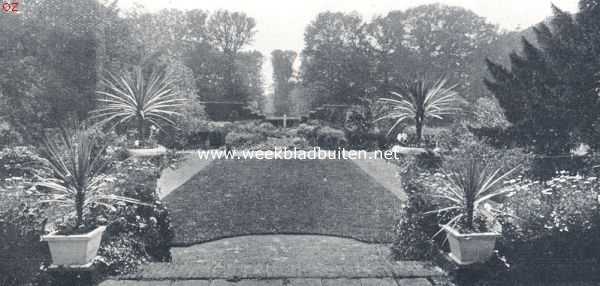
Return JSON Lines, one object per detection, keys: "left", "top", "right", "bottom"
{"left": 442, "top": 225, "right": 499, "bottom": 265}
{"left": 41, "top": 226, "right": 106, "bottom": 266}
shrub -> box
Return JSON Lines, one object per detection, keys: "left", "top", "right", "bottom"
{"left": 447, "top": 173, "right": 600, "bottom": 285}
{"left": 206, "top": 121, "right": 234, "bottom": 148}
{"left": 225, "top": 131, "right": 266, "bottom": 149}
{"left": 296, "top": 122, "right": 320, "bottom": 145}
{"left": 443, "top": 139, "right": 532, "bottom": 178}
{"left": 392, "top": 172, "right": 440, "bottom": 260}
{"left": 0, "top": 121, "right": 23, "bottom": 147}
{"left": 233, "top": 120, "right": 283, "bottom": 138}
{"left": 494, "top": 173, "right": 600, "bottom": 282}
{"left": 157, "top": 107, "right": 209, "bottom": 150}
{"left": 0, "top": 146, "right": 54, "bottom": 286}
{"left": 315, "top": 126, "right": 347, "bottom": 149}
{"left": 249, "top": 137, "right": 311, "bottom": 151}
{"left": 0, "top": 146, "right": 50, "bottom": 180}
{"left": 95, "top": 159, "right": 173, "bottom": 275}
{"left": 0, "top": 202, "right": 50, "bottom": 286}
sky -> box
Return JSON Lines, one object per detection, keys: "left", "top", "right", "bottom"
{"left": 116, "top": 0, "right": 580, "bottom": 91}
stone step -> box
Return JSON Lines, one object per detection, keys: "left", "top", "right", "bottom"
{"left": 117, "top": 260, "right": 442, "bottom": 281}
{"left": 100, "top": 277, "right": 436, "bottom": 286}
{"left": 99, "top": 235, "right": 448, "bottom": 285}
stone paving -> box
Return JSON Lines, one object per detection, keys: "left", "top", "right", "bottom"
{"left": 100, "top": 235, "right": 447, "bottom": 286}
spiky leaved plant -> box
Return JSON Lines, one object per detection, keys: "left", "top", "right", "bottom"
{"left": 375, "top": 77, "right": 459, "bottom": 144}
{"left": 427, "top": 160, "right": 520, "bottom": 233}
{"left": 92, "top": 66, "right": 185, "bottom": 145}
{"left": 37, "top": 127, "right": 145, "bottom": 232}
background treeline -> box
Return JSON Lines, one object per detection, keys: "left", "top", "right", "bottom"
{"left": 0, "top": 0, "right": 264, "bottom": 144}
{"left": 270, "top": 4, "right": 533, "bottom": 124}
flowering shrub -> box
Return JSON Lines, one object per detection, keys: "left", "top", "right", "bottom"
{"left": 482, "top": 172, "right": 600, "bottom": 282}
{"left": 500, "top": 172, "right": 600, "bottom": 257}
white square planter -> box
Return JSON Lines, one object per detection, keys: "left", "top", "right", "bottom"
{"left": 41, "top": 226, "right": 106, "bottom": 266}
{"left": 442, "top": 224, "right": 499, "bottom": 265}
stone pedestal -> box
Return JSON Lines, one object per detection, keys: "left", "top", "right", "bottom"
{"left": 47, "top": 263, "right": 102, "bottom": 286}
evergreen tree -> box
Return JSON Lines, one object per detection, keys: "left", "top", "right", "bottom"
{"left": 485, "top": 2, "right": 600, "bottom": 157}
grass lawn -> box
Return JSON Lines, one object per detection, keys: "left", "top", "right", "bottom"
{"left": 164, "top": 159, "right": 403, "bottom": 245}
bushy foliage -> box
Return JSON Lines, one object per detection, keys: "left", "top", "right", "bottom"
{"left": 392, "top": 171, "right": 441, "bottom": 260}
{"left": 296, "top": 122, "right": 320, "bottom": 144}
{"left": 0, "top": 146, "right": 50, "bottom": 180}
{"left": 249, "top": 137, "right": 311, "bottom": 151}
{"left": 500, "top": 173, "right": 600, "bottom": 261}
{"left": 344, "top": 106, "right": 384, "bottom": 150}
{"left": 0, "top": 146, "right": 54, "bottom": 286}
{"left": 454, "top": 172, "right": 600, "bottom": 284}
{"left": 0, "top": 201, "right": 51, "bottom": 286}
{"left": 95, "top": 159, "right": 173, "bottom": 275}
{"left": 315, "top": 126, "right": 347, "bottom": 149}
{"left": 225, "top": 131, "right": 266, "bottom": 149}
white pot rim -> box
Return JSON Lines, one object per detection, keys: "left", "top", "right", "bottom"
{"left": 441, "top": 224, "right": 500, "bottom": 238}
{"left": 41, "top": 225, "right": 107, "bottom": 241}
{"left": 127, "top": 145, "right": 167, "bottom": 152}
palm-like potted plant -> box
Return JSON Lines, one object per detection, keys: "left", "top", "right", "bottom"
{"left": 427, "top": 160, "right": 520, "bottom": 265}
{"left": 92, "top": 66, "right": 185, "bottom": 157}
{"left": 38, "top": 127, "right": 146, "bottom": 266}
{"left": 375, "top": 77, "right": 459, "bottom": 146}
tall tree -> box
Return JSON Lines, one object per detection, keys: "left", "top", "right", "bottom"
{"left": 301, "top": 12, "right": 373, "bottom": 106}
{"left": 366, "top": 12, "right": 416, "bottom": 97}
{"left": 271, "top": 50, "right": 297, "bottom": 115}
{"left": 206, "top": 10, "right": 257, "bottom": 102}
{"left": 0, "top": 0, "right": 117, "bottom": 141}
{"left": 372, "top": 4, "right": 499, "bottom": 102}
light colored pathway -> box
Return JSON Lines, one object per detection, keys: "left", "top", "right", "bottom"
{"left": 158, "top": 151, "right": 213, "bottom": 199}
{"left": 351, "top": 154, "right": 407, "bottom": 201}
{"left": 100, "top": 235, "right": 447, "bottom": 286}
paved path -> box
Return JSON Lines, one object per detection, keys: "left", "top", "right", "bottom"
{"left": 157, "top": 151, "right": 213, "bottom": 199}
{"left": 351, "top": 155, "right": 407, "bottom": 201}
{"left": 100, "top": 235, "right": 447, "bottom": 286}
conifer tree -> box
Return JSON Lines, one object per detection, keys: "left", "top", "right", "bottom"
{"left": 485, "top": 2, "right": 600, "bottom": 157}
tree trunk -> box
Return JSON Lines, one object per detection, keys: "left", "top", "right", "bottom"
{"left": 137, "top": 116, "right": 145, "bottom": 144}
{"left": 465, "top": 203, "right": 474, "bottom": 231}
{"left": 75, "top": 190, "right": 84, "bottom": 230}
{"left": 415, "top": 115, "right": 424, "bottom": 145}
